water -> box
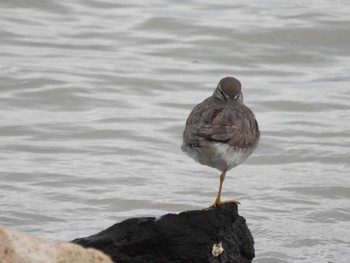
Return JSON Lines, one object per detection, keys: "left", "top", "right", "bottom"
{"left": 1, "top": 0, "right": 349, "bottom": 262}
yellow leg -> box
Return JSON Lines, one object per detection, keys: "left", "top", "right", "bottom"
{"left": 210, "top": 170, "right": 240, "bottom": 208}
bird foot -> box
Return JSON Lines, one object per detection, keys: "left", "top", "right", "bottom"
{"left": 209, "top": 199, "right": 241, "bottom": 208}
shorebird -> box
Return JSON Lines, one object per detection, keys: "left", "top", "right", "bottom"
{"left": 181, "top": 77, "right": 260, "bottom": 207}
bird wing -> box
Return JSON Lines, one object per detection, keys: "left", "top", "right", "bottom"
{"left": 184, "top": 99, "right": 259, "bottom": 148}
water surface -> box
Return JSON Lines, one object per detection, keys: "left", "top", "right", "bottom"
{"left": 0, "top": 1, "right": 349, "bottom": 262}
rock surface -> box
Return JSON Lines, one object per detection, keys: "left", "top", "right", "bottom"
{"left": 72, "top": 203, "right": 255, "bottom": 263}
{"left": 0, "top": 224, "right": 113, "bottom": 263}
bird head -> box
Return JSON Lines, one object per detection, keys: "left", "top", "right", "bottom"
{"left": 213, "top": 77, "right": 243, "bottom": 102}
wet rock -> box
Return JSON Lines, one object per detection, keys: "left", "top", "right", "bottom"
{"left": 72, "top": 203, "right": 254, "bottom": 263}
{"left": 0, "top": 224, "right": 114, "bottom": 263}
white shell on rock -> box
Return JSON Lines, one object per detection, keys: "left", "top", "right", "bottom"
{"left": 212, "top": 242, "right": 224, "bottom": 257}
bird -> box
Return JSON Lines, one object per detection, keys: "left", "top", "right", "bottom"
{"left": 181, "top": 77, "right": 260, "bottom": 208}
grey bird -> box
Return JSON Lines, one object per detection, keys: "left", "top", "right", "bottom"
{"left": 182, "top": 77, "right": 260, "bottom": 207}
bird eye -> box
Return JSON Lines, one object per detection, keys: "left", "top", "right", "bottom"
{"left": 234, "top": 94, "right": 241, "bottom": 100}
{"left": 220, "top": 90, "right": 226, "bottom": 97}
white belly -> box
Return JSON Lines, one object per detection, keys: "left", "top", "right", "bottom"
{"left": 183, "top": 143, "right": 253, "bottom": 172}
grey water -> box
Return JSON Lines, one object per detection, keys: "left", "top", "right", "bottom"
{"left": 0, "top": 0, "right": 349, "bottom": 262}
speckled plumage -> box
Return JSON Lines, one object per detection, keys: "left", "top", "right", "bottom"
{"left": 182, "top": 77, "right": 259, "bottom": 171}
{"left": 181, "top": 77, "right": 259, "bottom": 206}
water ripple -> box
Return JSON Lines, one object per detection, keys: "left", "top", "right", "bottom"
{"left": 1, "top": 0, "right": 350, "bottom": 261}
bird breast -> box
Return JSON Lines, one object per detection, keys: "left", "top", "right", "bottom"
{"left": 182, "top": 142, "right": 255, "bottom": 172}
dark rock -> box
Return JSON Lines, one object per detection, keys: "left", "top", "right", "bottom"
{"left": 72, "top": 203, "right": 255, "bottom": 263}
